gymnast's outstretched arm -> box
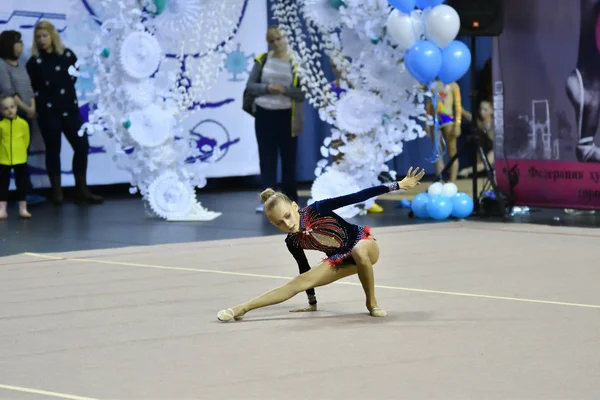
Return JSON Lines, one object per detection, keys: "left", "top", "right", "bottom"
{"left": 315, "top": 167, "right": 425, "bottom": 214}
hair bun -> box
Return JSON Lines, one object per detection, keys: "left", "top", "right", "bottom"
{"left": 260, "top": 188, "right": 276, "bottom": 204}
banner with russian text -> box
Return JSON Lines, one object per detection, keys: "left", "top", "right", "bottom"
{"left": 492, "top": 0, "right": 600, "bottom": 209}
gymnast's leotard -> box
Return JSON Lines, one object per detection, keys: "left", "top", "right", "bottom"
{"left": 285, "top": 181, "right": 401, "bottom": 272}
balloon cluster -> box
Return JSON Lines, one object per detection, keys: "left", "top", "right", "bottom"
{"left": 411, "top": 182, "right": 474, "bottom": 220}
{"left": 386, "top": 0, "right": 471, "bottom": 85}
{"left": 386, "top": 0, "right": 471, "bottom": 162}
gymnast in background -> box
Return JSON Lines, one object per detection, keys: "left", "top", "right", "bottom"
{"left": 425, "top": 80, "right": 462, "bottom": 183}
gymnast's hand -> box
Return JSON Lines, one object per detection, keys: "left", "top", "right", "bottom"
{"left": 289, "top": 304, "right": 318, "bottom": 312}
{"left": 398, "top": 167, "right": 425, "bottom": 190}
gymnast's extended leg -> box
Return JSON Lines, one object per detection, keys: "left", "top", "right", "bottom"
{"left": 218, "top": 238, "right": 387, "bottom": 321}
{"left": 218, "top": 261, "right": 358, "bottom": 321}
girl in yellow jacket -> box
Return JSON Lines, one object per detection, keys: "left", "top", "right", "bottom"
{"left": 0, "top": 94, "right": 31, "bottom": 219}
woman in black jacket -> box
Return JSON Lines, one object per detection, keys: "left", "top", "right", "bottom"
{"left": 26, "top": 20, "right": 102, "bottom": 204}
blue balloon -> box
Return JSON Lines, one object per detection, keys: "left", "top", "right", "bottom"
{"left": 411, "top": 193, "right": 430, "bottom": 218}
{"left": 438, "top": 40, "right": 472, "bottom": 84}
{"left": 451, "top": 192, "right": 474, "bottom": 218}
{"left": 388, "top": 0, "right": 416, "bottom": 13}
{"left": 404, "top": 40, "right": 443, "bottom": 84}
{"left": 426, "top": 195, "right": 453, "bottom": 220}
{"left": 415, "top": 0, "right": 445, "bottom": 8}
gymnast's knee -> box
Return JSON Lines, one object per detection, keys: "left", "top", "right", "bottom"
{"left": 352, "top": 241, "right": 378, "bottom": 266}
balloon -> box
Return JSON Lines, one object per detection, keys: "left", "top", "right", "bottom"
{"left": 389, "top": 0, "right": 416, "bottom": 14}
{"left": 404, "top": 40, "right": 442, "bottom": 84}
{"left": 152, "top": 0, "right": 168, "bottom": 14}
{"left": 438, "top": 40, "right": 471, "bottom": 84}
{"left": 386, "top": 10, "right": 420, "bottom": 50}
{"left": 426, "top": 195, "right": 453, "bottom": 220}
{"left": 441, "top": 182, "right": 458, "bottom": 197}
{"left": 416, "top": 0, "right": 445, "bottom": 8}
{"left": 427, "top": 181, "right": 443, "bottom": 196}
{"left": 411, "top": 193, "right": 430, "bottom": 218}
{"left": 451, "top": 192, "right": 474, "bottom": 218}
{"left": 424, "top": 4, "right": 460, "bottom": 49}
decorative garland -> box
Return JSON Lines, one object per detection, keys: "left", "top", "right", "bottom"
{"left": 272, "top": 0, "right": 428, "bottom": 218}
{"left": 67, "top": 0, "right": 244, "bottom": 220}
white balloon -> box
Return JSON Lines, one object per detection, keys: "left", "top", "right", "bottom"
{"left": 424, "top": 4, "right": 460, "bottom": 49}
{"left": 386, "top": 10, "right": 419, "bottom": 50}
{"left": 427, "top": 182, "right": 443, "bottom": 196}
{"left": 441, "top": 182, "right": 458, "bottom": 197}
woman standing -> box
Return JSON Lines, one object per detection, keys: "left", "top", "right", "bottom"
{"left": 0, "top": 29, "right": 46, "bottom": 205}
{"left": 26, "top": 21, "right": 102, "bottom": 205}
{"left": 245, "top": 26, "right": 305, "bottom": 212}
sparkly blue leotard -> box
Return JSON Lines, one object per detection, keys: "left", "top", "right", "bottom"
{"left": 286, "top": 182, "right": 401, "bottom": 284}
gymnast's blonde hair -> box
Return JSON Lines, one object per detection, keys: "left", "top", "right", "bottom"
{"left": 260, "top": 188, "right": 291, "bottom": 212}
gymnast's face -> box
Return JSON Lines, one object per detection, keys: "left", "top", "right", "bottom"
{"left": 267, "top": 201, "right": 301, "bottom": 233}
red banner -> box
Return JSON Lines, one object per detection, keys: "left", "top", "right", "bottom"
{"left": 492, "top": 0, "right": 600, "bottom": 210}
{"left": 496, "top": 160, "right": 600, "bottom": 209}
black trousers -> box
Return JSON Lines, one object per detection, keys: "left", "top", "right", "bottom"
{"left": 0, "top": 164, "right": 29, "bottom": 201}
{"left": 255, "top": 106, "right": 298, "bottom": 201}
{"left": 38, "top": 111, "right": 89, "bottom": 176}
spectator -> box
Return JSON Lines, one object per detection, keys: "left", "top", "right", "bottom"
{"left": 26, "top": 21, "right": 102, "bottom": 205}
{"left": 245, "top": 25, "right": 305, "bottom": 212}
{"left": 0, "top": 29, "right": 46, "bottom": 205}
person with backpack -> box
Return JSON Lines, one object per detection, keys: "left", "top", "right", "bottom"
{"left": 244, "top": 25, "right": 306, "bottom": 213}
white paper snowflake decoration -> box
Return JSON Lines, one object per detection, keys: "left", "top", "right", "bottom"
{"left": 301, "top": 0, "right": 343, "bottom": 32}
{"left": 147, "top": 171, "right": 195, "bottom": 219}
{"left": 127, "top": 104, "right": 175, "bottom": 147}
{"left": 123, "top": 80, "right": 156, "bottom": 108}
{"left": 149, "top": 0, "right": 204, "bottom": 52}
{"left": 335, "top": 90, "right": 386, "bottom": 134}
{"left": 119, "top": 31, "right": 162, "bottom": 80}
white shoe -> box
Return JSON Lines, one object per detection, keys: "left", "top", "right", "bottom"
{"left": 217, "top": 308, "right": 245, "bottom": 322}
{"left": 255, "top": 204, "right": 264, "bottom": 213}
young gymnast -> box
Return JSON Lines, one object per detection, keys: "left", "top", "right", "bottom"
{"left": 217, "top": 167, "right": 425, "bottom": 322}
{"left": 425, "top": 80, "right": 463, "bottom": 182}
